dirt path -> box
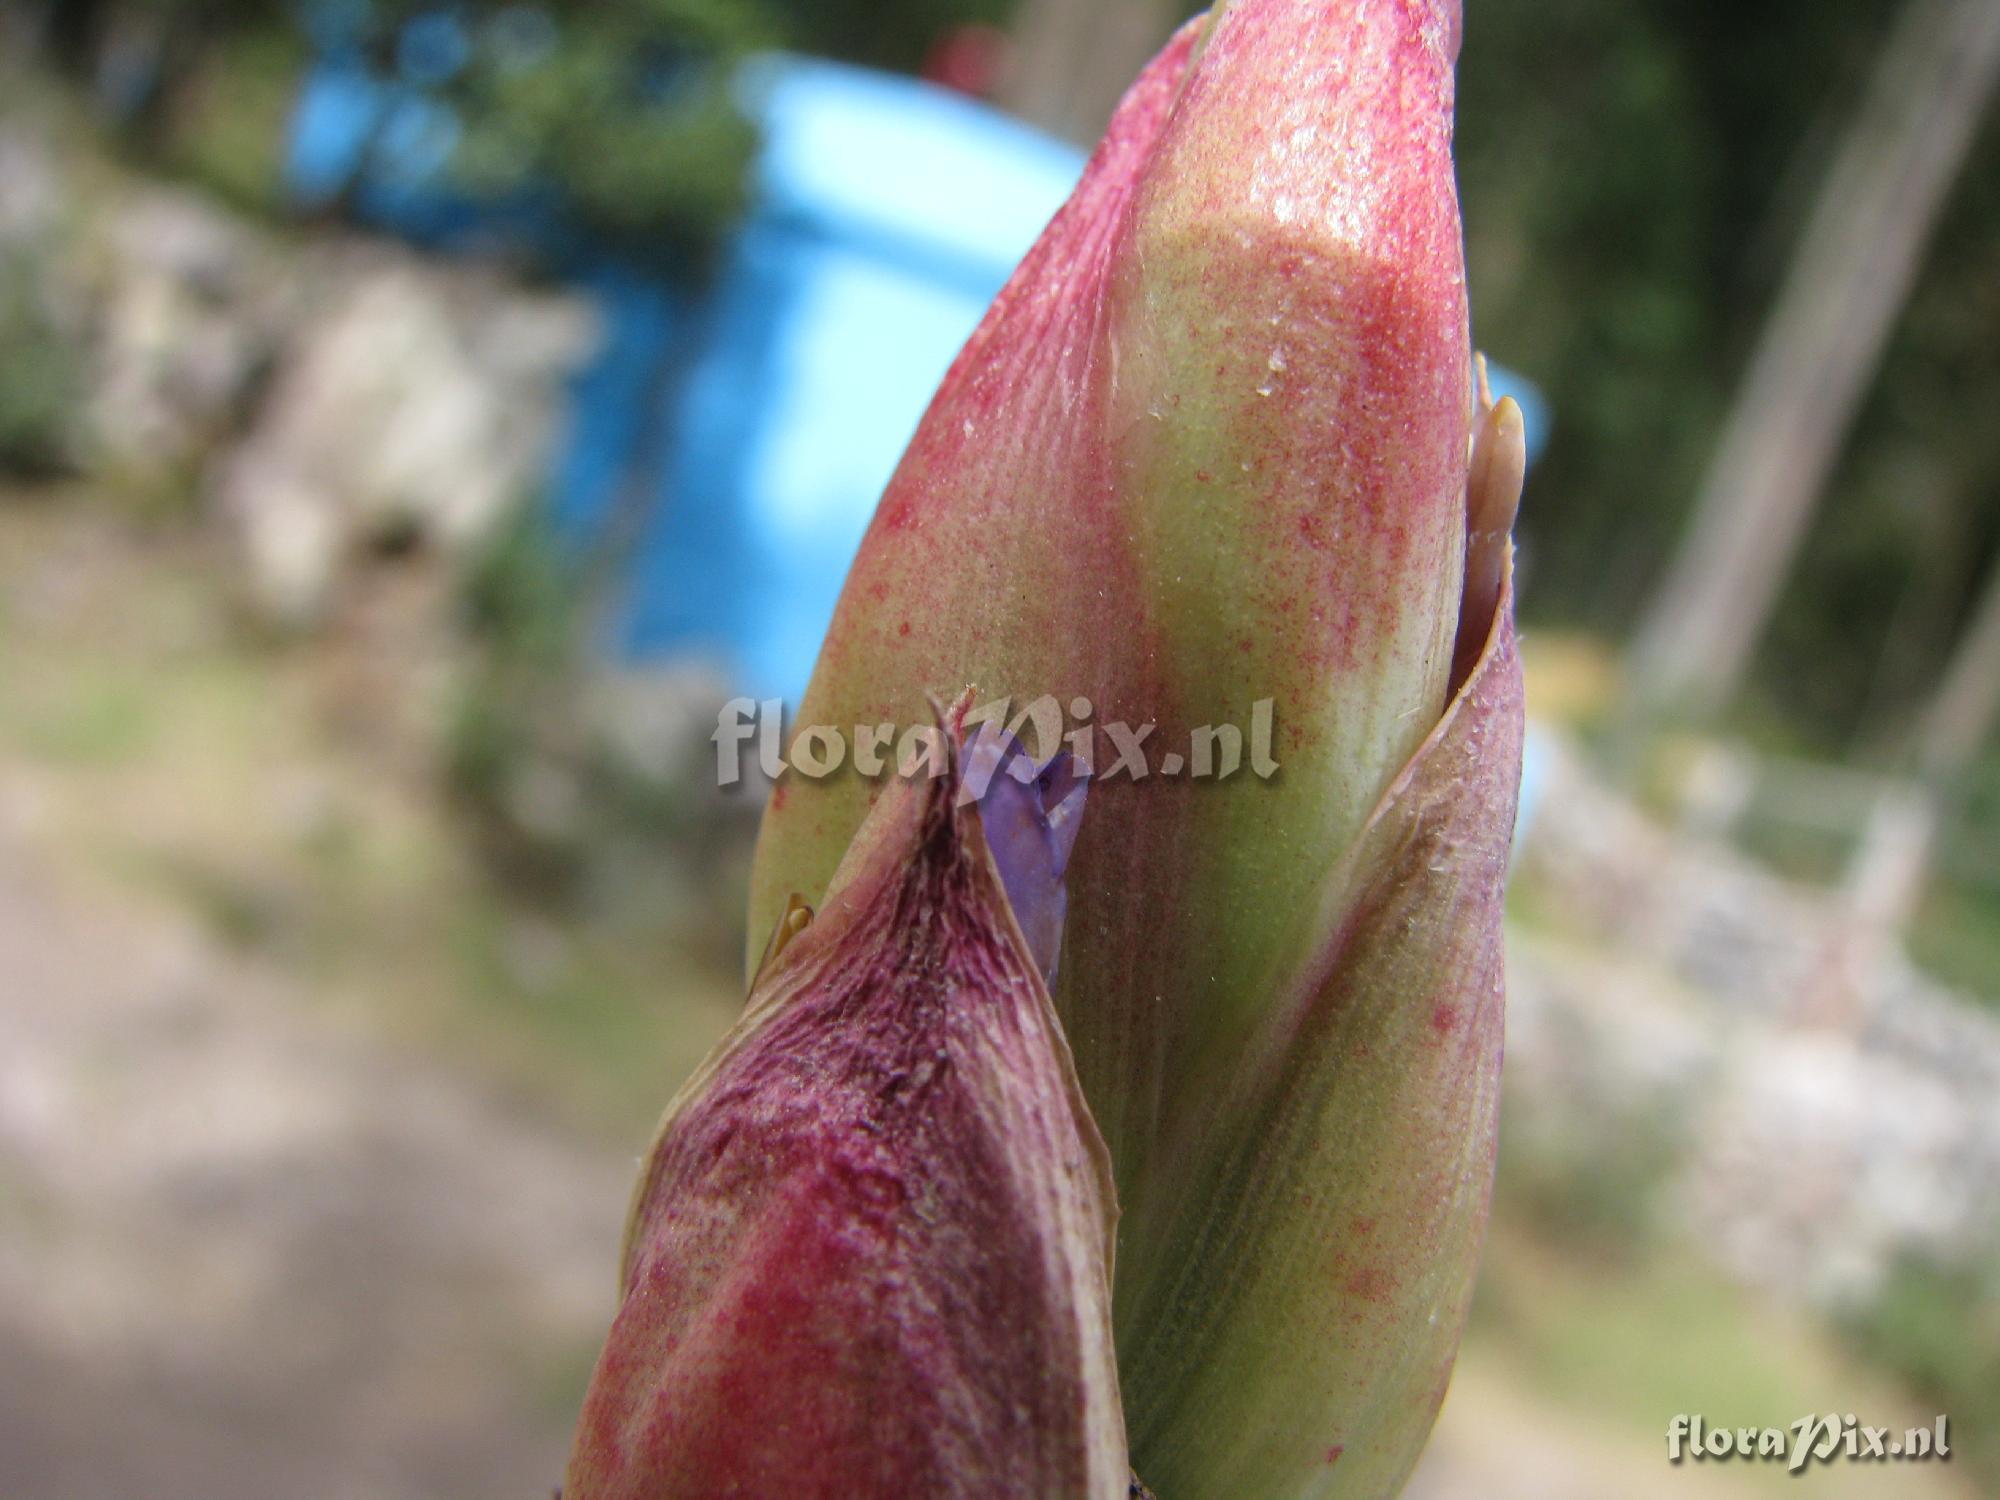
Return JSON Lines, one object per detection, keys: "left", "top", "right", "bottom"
{"left": 0, "top": 762, "right": 628, "bottom": 1499}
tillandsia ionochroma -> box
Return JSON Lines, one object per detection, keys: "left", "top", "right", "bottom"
{"left": 564, "top": 0, "right": 1526, "bottom": 1495}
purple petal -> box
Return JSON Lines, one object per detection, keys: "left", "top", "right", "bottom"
{"left": 961, "top": 721, "right": 1089, "bottom": 985}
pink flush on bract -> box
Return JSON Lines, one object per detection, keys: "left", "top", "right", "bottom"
{"left": 572, "top": 0, "right": 1526, "bottom": 1496}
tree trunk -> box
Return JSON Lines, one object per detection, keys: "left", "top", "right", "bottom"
{"left": 999, "top": 0, "right": 1180, "bottom": 144}
{"left": 1916, "top": 544, "right": 2000, "bottom": 784}
{"left": 1804, "top": 546, "right": 2000, "bottom": 1023}
{"left": 1626, "top": 0, "right": 2000, "bottom": 724}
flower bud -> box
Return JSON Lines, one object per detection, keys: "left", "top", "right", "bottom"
{"left": 565, "top": 721, "right": 1124, "bottom": 1499}
{"left": 750, "top": 0, "right": 1470, "bottom": 1205}
{"left": 1118, "top": 494, "right": 1521, "bottom": 1498}
{"left": 738, "top": 2, "right": 1522, "bottom": 1494}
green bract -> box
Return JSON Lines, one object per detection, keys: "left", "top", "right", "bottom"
{"left": 575, "top": 1, "right": 1526, "bottom": 1495}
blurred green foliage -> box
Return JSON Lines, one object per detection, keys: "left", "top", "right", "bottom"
{"left": 1496, "top": 1056, "right": 1695, "bottom": 1259}
{"left": 1457, "top": 0, "right": 2000, "bottom": 757}
{"left": 0, "top": 250, "right": 82, "bottom": 476}
{"left": 1473, "top": 1230, "right": 1851, "bottom": 1451}
{"left": 774, "top": 0, "right": 1011, "bottom": 73}
{"left": 1842, "top": 1251, "right": 2000, "bottom": 1489}
{"left": 410, "top": 0, "right": 1008, "bottom": 255}
{"left": 366, "top": 0, "right": 770, "bottom": 261}
{"left": 449, "top": 502, "right": 756, "bottom": 967}
{"left": 51, "top": 0, "right": 1010, "bottom": 260}
{"left": 152, "top": 22, "right": 308, "bottom": 213}
{"left": 1910, "top": 756, "right": 2000, "bottom": 996}
{"left": 447, "top": 497, "right": 595, "bottom": 892}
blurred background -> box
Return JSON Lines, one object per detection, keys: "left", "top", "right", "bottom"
{"left": 1, "top": 0, "right": 1997, "bottom": 1495}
